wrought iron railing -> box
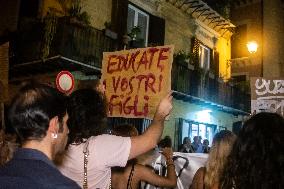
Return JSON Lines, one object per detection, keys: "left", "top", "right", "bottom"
{"left": 171, "top": 62, "right": 250, "bottom": 112}
{"left": 11, "top": 17, "right": 117, "bottom": 68}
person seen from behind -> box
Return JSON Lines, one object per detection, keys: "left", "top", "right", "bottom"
{"left": 158, "top": 135, "right": 173, "bottom": 149}
{"left": 220, "top": 112, "right": 284, "bottom": 189}
{"left": 190, "top": 130, "right": 236, "bottom": 189}
{"left": 57, "top": 89, "right": 173, "bottom": 189}
{"left": 0, "top": 83, "right": 80, "bottom": 189}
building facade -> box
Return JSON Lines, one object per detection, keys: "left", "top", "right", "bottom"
{"left": 230, "top": 0, "right": 284, "bottom": 79}
{"left": 1, "top": 0, "right": 250, "bottom": 149}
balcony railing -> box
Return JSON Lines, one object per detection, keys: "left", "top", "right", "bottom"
{"left": 11, "top": 17, "right": 117, "bottom": 69}
{"left": 11, "top": 18, "right": 249, "bottom": 112}
{"left": 171, "top": 62, "right": 250, "bottom": 112}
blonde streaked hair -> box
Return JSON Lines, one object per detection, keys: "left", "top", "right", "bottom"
{"left": 204, "top": 130, "right": 236, "bottom": 189}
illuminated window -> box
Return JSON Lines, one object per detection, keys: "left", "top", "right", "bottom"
{"left": 199, "top": 44, "right": 210, "bottom": 70}
{"left": 127, "top": 4, "right": 149, "bottom": 46}
{"left": 180, "top": 120, "right": 216, "bottom": 145}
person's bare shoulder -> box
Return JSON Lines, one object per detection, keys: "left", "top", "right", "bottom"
{"left": 190, "top": 167, "right": 206, "bottom": 189}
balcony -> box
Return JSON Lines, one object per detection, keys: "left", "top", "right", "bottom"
{"left": 9, "top": 18, "right": 249, "bottom": 113}
{"left": 10, "top": 17, "right": 117, "bottom": 77}
{"left": 171, "top": 62, "right": 250, "bottom": 113}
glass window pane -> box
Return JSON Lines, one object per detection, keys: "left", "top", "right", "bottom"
{"left": 199, "top": 124, "right": 206, "bottom": 142}
{"left": 182, "top": 122, "right": 190, "bottom": 142}
{"left": 191, "top": 124, "right": 199, "bottom": 140}
{"left": 199, "top": 45, "right": 210, "bottom": 70}
{"left": 127, "top": 7, "right": 135, "bottom": 34}
{"left": 137, "top": 12, "right": 147, "bottom": 43}
{"left": 206, "top": 126, "right": 213, "bottom": 145}
{"left": 204, "top": 48, "right": 210, "bottom": 69}
{"left": 199, "top": 46, "right": 204, "bottom": 67}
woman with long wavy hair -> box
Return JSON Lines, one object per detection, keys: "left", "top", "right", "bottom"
{"left": 190, "top": 130, "right": 236, "bottom": 189}
{"left": 220, "top": 112, "right": 284, "bottom": 189}
{"left": 56, "top": 88, "right": 173, "bottom": 189}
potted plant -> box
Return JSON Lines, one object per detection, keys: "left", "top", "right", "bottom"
{"left": 128, "top": 26, "right": 141, "bottom": 40}
{"left": 174, "top": 50, "right": 194, "bottom": 69}
{"left": 128, "top": 26, "right": 144, "bottom": 48}
{"left": 56, "top": 0, "right": 91, "bottom": 26}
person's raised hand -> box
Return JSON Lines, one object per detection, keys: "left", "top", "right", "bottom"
{"left": 154, "top": 91, "right": 173, "bottom": 121}
{"left": 161, "top": 147, "right": 173, "bottom": 159}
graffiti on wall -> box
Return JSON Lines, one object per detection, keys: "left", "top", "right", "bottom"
{"left": 251, "top": 78, "right": 284, "bottom": 115}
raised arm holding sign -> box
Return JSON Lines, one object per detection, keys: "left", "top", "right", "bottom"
{"left": 129, "top": 91, "right": 173, "bottom": 159}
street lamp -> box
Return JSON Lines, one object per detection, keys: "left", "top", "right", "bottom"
{"left": 246, "top": 41, "right": 258, "bottom": 53}
{"left": 227, "top": 41, "right": 258, "bottom": 79}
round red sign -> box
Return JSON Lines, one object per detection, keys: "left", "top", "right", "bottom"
{"left": 56, "top": 71, "right": 75, "bottom": 94}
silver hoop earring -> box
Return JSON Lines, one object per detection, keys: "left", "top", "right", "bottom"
{"left": 51, "top": 133, "right": 58, "bottom": 139}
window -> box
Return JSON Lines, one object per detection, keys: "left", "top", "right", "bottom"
{"left": 127, "top": 4, "right": 149, "bottom": 46}
{"left": 199, "top": 44, "right": 210, "bottom": 70}
{"left": 181, "top": 121, "right": 190, "bottom": 141}
{"left": 180, "top": 120, "right": 216, "bottom": 145}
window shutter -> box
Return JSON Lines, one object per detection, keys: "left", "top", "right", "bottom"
{"left": 210, "top": 49, "right": 214, "bottom": 72}
{"left": 213, "top": 51, "right": 219, "bottom": 76}
{"left": 148, "top": 14, "right": 165, "bottom": 46}
{"left": 191, "top": 37, "right": 200, "bottom": 68}
{"left": 111, "top": 0, "right": 128, "bottom": 49}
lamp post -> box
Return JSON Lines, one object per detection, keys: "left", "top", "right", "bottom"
{"left": 227, "top": 41, "right": 259, "bottom": 79}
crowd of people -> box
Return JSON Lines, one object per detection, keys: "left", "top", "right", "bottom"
{"left": 178, "top": 136, "right": 210, "bottom": 154}
{"left": 0, "top": 83, "right": 283, "bottom": 189}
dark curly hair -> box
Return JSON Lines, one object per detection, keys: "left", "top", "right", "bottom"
{"left": 67, "top": 89, "right": 108, "bottom": 145}
{"left": 220, "top": 112, "right": 284, "bottom": 189}
{"left": 112, "top": 124, "right": 138, "bottom": 137}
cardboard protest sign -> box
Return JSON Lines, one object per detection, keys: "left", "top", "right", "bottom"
{"left": 101, "top": 45, "right": 174, "bottom": 119}
{"left": 251, "top": 77, "right": 284, "bottom": 116}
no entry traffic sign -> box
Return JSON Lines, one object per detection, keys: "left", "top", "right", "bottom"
{"left": 56, "top": 71, "right": 75, "bottom": 94}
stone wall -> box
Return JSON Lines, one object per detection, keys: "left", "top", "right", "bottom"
{"left": 216, "top": 37, "right": 231, "bottom": 79}
{"left": 128, "top": 0, "right": 196, "bottom": 52}
{"left": 231, "top": 0, "right": 284, "bottom": 78}
{"left": 82, "top": 0, "right": 112, "bottom": 30}
{"left": 41, "top": 0, "right": 112, "bottom": 30}
{"left": 263, "top": 0, "right": 284, "bottom": 77}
